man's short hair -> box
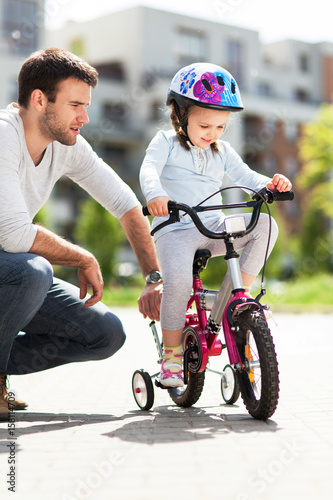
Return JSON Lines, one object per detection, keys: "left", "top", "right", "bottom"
{"left": 18, "top": 47, "right": 99, "bottom": 108}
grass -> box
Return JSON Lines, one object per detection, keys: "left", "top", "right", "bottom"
{"left": 102, "top": 283, "right": 143, "bottom": 307}
{"left": 262, "top": 273, "right": 333, "bottom": 312}
{"left": 102, "top": 273, "right": 333, "bottom": 313}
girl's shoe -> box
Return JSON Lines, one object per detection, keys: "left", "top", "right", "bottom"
{"left": 158, "top": 347, "right": 184, "bottom": 388}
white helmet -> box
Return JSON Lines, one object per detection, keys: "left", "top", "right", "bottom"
{"left": 167, "top": 62, "right": 243, "bottom": 112}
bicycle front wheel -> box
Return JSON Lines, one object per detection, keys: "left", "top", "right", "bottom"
{"left": 235, "top": 310, "right": 279, "bottom": 420}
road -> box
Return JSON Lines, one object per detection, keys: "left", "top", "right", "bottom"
{"left": 0, "top": 309, "right": 332, "bottom": 500}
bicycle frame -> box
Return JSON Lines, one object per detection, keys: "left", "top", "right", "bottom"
{"left": 182, "top": 238, "right": 262, "bottom": 375}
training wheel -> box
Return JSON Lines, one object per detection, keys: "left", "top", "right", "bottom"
{"left": 221, "top": 364, "right": 240, "bottom": 405}
{"left": 132, "top": 369, "right": 154, "bottom": 411}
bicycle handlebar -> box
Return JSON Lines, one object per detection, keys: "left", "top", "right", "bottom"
{"left": 143, "top": 188, "right": 294, "bottom": 239}
{"left": 253, "top": 189, "right": 294, "bottom": 203}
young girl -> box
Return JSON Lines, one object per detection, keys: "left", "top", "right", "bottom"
{"left": 140, "top": 63, "right": 292, "bottom": 388}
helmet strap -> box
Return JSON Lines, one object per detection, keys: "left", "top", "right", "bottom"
{"left": 174, "top": 101, "right": 192, "bottom": 143}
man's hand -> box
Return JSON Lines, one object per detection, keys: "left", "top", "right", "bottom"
{"left": 137, "top": 282, "right": 162, "bottom": 321}
{"left": 29, "top": 225, "right": 105, "bottom": 307}
{"left": 78, "top": 258, "right": 104, "bottom": 308}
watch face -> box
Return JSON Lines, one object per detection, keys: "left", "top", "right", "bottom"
{"left": 146, "top": 271, "right": 162, "bottom": 283}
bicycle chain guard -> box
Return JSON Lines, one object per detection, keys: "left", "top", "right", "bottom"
{"left": 183, "top": 346, "right": 197, "bottom": 384}
{"left": 181, "top": 326, "right": 206, "bottom": 374}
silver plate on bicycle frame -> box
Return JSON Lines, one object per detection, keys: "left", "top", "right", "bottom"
{"left": 224, "top": 216, "right": 246, "bottom": 234}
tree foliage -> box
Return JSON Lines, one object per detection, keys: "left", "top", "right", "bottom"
{"left": 74, "top": 198, "right": 126, "bottom": 284}
{"left": 297, "top": 103, "right": 333, "bottom": 270}
{"left": 298, "top": 103, "right": 333, "bottom": 216}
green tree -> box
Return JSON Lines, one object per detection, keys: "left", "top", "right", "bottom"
{"left": 33, "top": 205, "right": 50, "bottom": 226}
{"left": 297, "top": 103, "right": 333, "bottom": 271}
{"left": 74, "top": 198, "right": 126, "bottom": 284}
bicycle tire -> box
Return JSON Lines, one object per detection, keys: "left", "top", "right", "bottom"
{"left": 221, "top": 364, "right": 240, "bottom": 405}
{"left": 132, "top": 369, "right": 154, "bottom": 411}
{"left": 234, "top": 310, "right": 279, "bottom": 420}
{"left": 168, "top": 371, "right": 205, "bottom": 407}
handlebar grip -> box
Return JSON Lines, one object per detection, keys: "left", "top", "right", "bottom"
{"left": 271, "top": 190, "right": 294, "bottom": 202}
{"left": 142, "top": 200, "right": 177, "bottom": 217}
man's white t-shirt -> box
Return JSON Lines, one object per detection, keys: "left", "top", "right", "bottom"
{"left": 0, "top": 104, "right": 139, "bottom": 252}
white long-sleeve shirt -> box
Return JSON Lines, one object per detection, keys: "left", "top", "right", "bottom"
{"left": 0, "top": 104, "right": 139, "bottom": 253}
{"left": 140, "top": 129, "right": 270, "bottom": 240}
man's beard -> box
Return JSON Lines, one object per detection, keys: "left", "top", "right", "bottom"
{"left": 39, "top": 104, "right": 77, "bottom": 146}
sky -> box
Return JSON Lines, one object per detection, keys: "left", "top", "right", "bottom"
{"left": 46, "top": 0, "right": 333, "bottom": 45}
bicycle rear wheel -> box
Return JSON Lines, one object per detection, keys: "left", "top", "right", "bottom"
{"left": 167, "top": 326, "right": 206, "bottom": 407}
{"left": 235, "top": 310, "right": 279, "bottom": 420}
{"left": 168, "top": 371, "right": 205, "bottom": 407}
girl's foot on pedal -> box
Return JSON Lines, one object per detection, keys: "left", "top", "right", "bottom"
{"left": 158, "top": 346, "right": 184, "bottom": 388}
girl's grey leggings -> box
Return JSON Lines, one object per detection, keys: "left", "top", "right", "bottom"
{"left": 155, "top": 213, "right": 278, "bottom": 331}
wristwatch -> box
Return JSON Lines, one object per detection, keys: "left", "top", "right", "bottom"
{"left": 145, "top": 270, "right": 163, "bottom": 284}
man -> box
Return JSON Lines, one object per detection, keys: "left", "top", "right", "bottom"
{"left": 0, "top": 48, "right": 162, "bottom": 416}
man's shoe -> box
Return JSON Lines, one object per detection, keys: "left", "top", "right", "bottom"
{"left": 0, "top": 374, "right": 28, "bottom": 411}
{"left": 0, "top": 397, "right": 9, "bottom": 419}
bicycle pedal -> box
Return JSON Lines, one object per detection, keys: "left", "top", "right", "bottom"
{"left": 154, "top": 379, "right": 168, "bottom": 390}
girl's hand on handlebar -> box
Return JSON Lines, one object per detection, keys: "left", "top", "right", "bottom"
{"left": 267, "top": 174, "right": 292, "bottom": 193}
{"left": 147, "top": 196, "right": 172, "bottom": 217}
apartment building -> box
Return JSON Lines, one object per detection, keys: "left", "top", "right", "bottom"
{"left": 45, "top": 6, "right": 333, "bottom": 230}
{"left": 0, "top": 0, "right": 45, "bottom": 105}
{"left": 1, "top": 3, "right": 332, "bottom": 233}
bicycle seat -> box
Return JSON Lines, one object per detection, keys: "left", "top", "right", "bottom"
{"left": 193, "top": 249, "right": 212, "bottom": 277}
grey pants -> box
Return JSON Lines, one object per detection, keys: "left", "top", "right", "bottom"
{"left": 155, "top": 213, "right": 278, "bottom": 331}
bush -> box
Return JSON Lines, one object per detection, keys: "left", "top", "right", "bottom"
{"left": 74, "top": 198, "right": 126, "bottom": 284}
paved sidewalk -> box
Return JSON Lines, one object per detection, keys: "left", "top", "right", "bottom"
{"left": 0, "top": 309, "right": 332, "bottom": 500}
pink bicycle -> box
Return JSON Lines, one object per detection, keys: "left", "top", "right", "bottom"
{"left": 132, "top": 187, "right": 294, "bottom": 420}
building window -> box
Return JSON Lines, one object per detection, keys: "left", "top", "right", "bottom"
{"left": 294, "top": 88, "right": 310, "bottom": 102}
{"left": 299, "top": 53, "right": 310, "bottom": 72}
{"left": 175, "top": 28, "right": 206, "bottom": 66}
{"left": 257, "top": 82, "right": 273, "bottom": 97}
{"left": 226, "top": 39, "right": 244, "bottom": 87}
{"left": 103, "top": 103, "right": 127, "bottom": 125}
{"left": 95, "top": 62, "right": 125, "bottom": 81}
{"left": 3, "top": 0, "right": 39, "bottom": 55}
{"left": 284, "top": 121, "right": 298, "bottom": 141}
